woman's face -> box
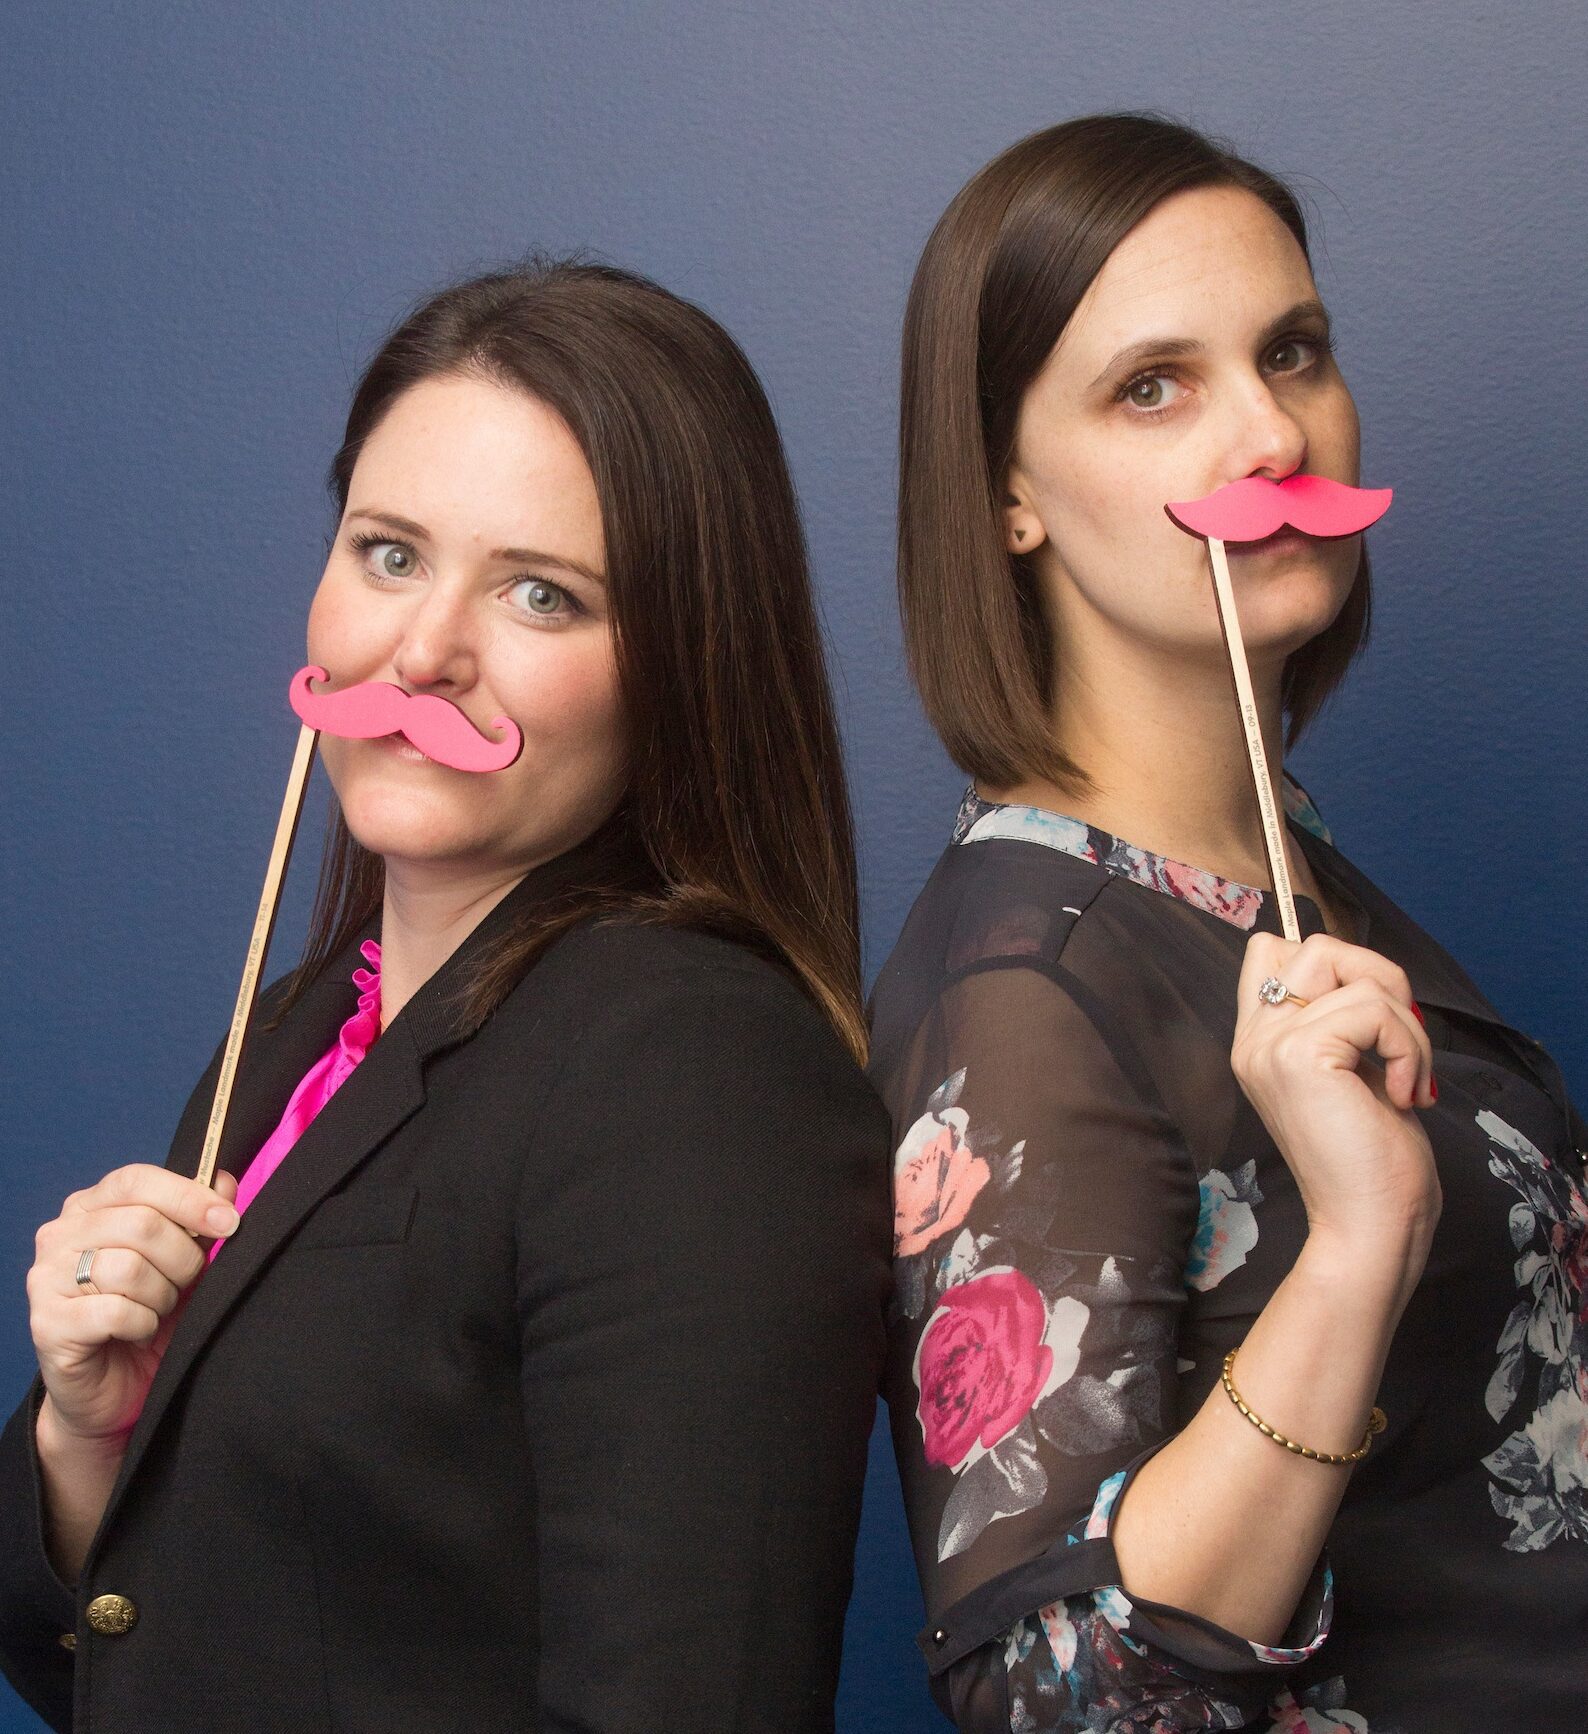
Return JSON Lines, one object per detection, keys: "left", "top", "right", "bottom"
{"left": 1006, "top": 184, "right": 1363, "bottom": 674}
{"left": 307, "top": 372, "right": 625, "bottom": 880}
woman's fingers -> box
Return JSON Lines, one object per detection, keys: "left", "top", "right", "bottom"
{"left": 27, "top": 1165, "right": 241, "bottom": 1446}
{"left": 53, "top": 1244, "right": 182, "bottom": 1317}
{"left": 63, "top": 1163, "right": 240, "bottom": 1242}
{"left": 39, "top": 1165, "right": 240, "bottom": 1294}
{"left": 50, "top": 1203, "right": 211, "bottom": 1291}
{"left": 1237, "top": 937, "right": 1436, "bottom": 1111}
{"left": 28, "top": 1257, "right": 166, "bottom": 1367}
{"left": 1240, "top": 931, "right": 1416, "bottom": 1012}
{"left": 56, "top": 1293, "right": 164, "bottom": 1353}
{"left": 1280, "top": 979, "right": 1435, "bottom": 1111}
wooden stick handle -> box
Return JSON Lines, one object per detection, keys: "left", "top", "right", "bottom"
{"left": 194, "top": 724, "right": 319, "bottom": 1189}
{"left": 1206, "top": 538, "right": 1301, "bottom": 944}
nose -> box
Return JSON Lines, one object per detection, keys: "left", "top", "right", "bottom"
{"left": 1228, "top": 376, "right": 1308, "bottom": 486}
{"left": 389, "top": 579, "right": 479, "bottom": 696}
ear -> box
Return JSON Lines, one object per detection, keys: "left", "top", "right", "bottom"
{"left": 1002, "top": 468, "right": 1048, "bottom": 557}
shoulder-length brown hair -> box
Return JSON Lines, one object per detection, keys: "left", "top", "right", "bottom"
{"left": 899, "top": 112, "right": 1371, "bottom": 791}
{"left": 279, "top": 259, "right": 865, "bottom": 1061}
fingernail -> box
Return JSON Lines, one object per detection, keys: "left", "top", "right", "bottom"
{"left": 206, "top": 1205, "right": 240, "bottom": 1236}
{"left": 1429, "top": 1076, "right": 1439, "bottom": 1102}
{"left": 1411, "top": 1002, "right": 1425, "bottom": 1026}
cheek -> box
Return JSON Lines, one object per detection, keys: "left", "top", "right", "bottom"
{"left": 1022, "top": 403, "right": 1187, "bottom": 569}
{"left": 1304, "top": 381, "right": 1362, "bottom": 480}
{"left": 1037, "top": 451, "right": 1209, "bottom": 618}
{"left": 305, "top": 571, "right": 375, "bottom": 672}
{"left": 501, "top": 635, "right": 624, "bottom": 759}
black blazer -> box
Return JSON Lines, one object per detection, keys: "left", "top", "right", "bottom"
{"left": 0, "top": 862, "right": 892, "bottom": 1732}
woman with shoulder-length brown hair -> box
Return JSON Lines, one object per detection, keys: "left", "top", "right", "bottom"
{"left": 873, "top": 115, "right": 1587, "bottom": 1732}
{"left": 1, "top": 259, "right": 891, "bottom": 1734}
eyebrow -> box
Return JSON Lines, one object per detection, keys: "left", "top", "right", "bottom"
{"left": 1088, "top": 300, "right": 1333, "bottom": 393}
{"left": 345, "top": 508, "right": 607, "bottom": 586}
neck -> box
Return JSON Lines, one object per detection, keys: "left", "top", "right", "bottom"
{"left": 375, "top": 861, "right": 526, "bottom": 1030}
{"left": 990, "top": 619, "right": 1297, "bottom": 893}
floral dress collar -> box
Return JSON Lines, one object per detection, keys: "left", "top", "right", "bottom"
{"left": 951, "top": 779, "right": 1333, "bottom": 934}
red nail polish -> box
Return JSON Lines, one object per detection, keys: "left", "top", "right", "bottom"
{"left": 1430, "top": 1076, "right": 1439, "bottom": 1102}
{"left": 1411, "top": 1003, "right": 1425, "bottom": 1026}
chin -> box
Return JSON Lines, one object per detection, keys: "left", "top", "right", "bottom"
{"left": 342, "top": 823, "right": 485, "bottom": 866}
{"left": 337, "top": 788, "right": 489, "bottom": 864}
{"left": 1242, "top": 562, "right": 1356, "bottom": 652}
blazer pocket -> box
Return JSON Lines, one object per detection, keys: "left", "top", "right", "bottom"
{"left": 293, "top": 1186, "right": 419, "bottom": 1251}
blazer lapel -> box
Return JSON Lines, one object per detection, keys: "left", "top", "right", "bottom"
{"left": 162, "top": 950, "right": 365, "bottom": 1191}
{"left": 90, "top": 933, "right": 423, "bottom": 1556}
{"left": 86, "top": 843, "right": 627, "bottom": 1569}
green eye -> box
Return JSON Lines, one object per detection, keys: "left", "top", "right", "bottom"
{"left": 1122, "top": 373, "right": 1184, "bottom": 412}
{"left": 349, "top": 534, "right": 421, "bottom": 581}
{"left": 516, "top": 578, "right": 566, "bottom": 616}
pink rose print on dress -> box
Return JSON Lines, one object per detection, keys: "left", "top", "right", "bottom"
{"left": 915, "top": 1269, "right": 1054, "bottom": 1468}
{"left": 915, "top": 1261, "right": 1091, "bottom": 1561}
{"left": 893, "top": 1096, "right": 992, "bottom": 1258}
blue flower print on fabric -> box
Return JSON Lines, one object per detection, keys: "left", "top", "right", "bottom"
{"left": 1185, "top": 1161, "right": 1265, "bottom": 1293}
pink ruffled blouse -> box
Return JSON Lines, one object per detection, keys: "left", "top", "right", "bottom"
{"left": 206, "top": 940, "right": 383, "bottom": 1263}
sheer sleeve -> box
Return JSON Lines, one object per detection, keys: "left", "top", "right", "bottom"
{"left": 879, "top": 945, "right": 1329, "bottom": 1731}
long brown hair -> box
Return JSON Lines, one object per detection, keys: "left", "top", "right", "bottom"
{"left": 278, "top": 260, "right": 866, "bottom": 1061}
{"left": 899, "top": 112, "right": 1371, "bottom": 791}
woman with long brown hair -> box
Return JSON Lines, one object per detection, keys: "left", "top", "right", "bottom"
{"left": 1, "top": 259, "right": 890, "bottom": 1733}
{"left": 873, "top": 116, "right": 1586, "bottom": 1730}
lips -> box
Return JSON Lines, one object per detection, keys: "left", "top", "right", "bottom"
{"left": 383, "top": 735, "right": 435, "bottom": 764}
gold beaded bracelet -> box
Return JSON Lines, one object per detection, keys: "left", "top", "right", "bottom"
{"left": 1221, "top": 1349, "right": 1386, "bottom": 1465}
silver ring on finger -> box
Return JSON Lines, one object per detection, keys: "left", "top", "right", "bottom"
{"left": 74, "top": 1248, "right": 101, "bottom": 1294}
{"left": 1258, "top": 976, "right": 1311, "bottom": 1011}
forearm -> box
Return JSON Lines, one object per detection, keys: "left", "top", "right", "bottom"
{"left": 1111, "top": 1224, "right": 1428, "bottom": 1645}
{"left": 34, "top": 1396, "right": 126, "bottom": 1587}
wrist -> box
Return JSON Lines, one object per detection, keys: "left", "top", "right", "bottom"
{"left": 35, "top": 1395, "right": 130, "bottom": 1470}
{"left": 1297, "top": 1218, "right": 1435, "bottom": 1315}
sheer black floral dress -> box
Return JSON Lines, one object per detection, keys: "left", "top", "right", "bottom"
{"left": 869, "top": 783, "right": 1588, "bottom": 1733}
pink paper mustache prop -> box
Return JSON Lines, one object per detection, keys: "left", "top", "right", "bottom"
{"left": 1166, "top": 473, "right": 1393, "bottom": 543}
{"left": 1163, "top": 474, "right": 1393, "bottom": 948}
{"left": 192, "top": 663, "right": 525, "bottom": 1191}
{"left": 288, "top": 665, "right": 524, "bottom": 772}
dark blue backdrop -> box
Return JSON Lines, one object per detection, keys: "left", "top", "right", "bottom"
{"left": 4, "top": 4, "right": 1584, "bottom": 1728}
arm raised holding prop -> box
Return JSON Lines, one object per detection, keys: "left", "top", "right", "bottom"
{"left": 29, "top": 664, "right": 523, "bottom": 1583}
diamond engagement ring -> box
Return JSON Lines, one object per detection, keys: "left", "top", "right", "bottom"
{"left": 74, "top": 1249, "right": 100, "bottom": 1293}
{"left": 1258, "top": 976, "right": 1310, "bottom": 1010}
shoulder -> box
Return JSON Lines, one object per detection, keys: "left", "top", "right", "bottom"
{"left": 514, "top": 914, "right": 820, "bottom": 1020}
{"left": 882, "top": 835, "right": 1109, "bottom": 974}
{"left": 508, "top": 921, "right": 890, "bottom": 1258}
{"left": 537, "top": 914, "right": 799, "bottom": 991}
{"left": 869, "top": 838, "right": 1109, "bottom": 1062}
{"left": 508, "top": 915, "right": 875, "bottom": 1099}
